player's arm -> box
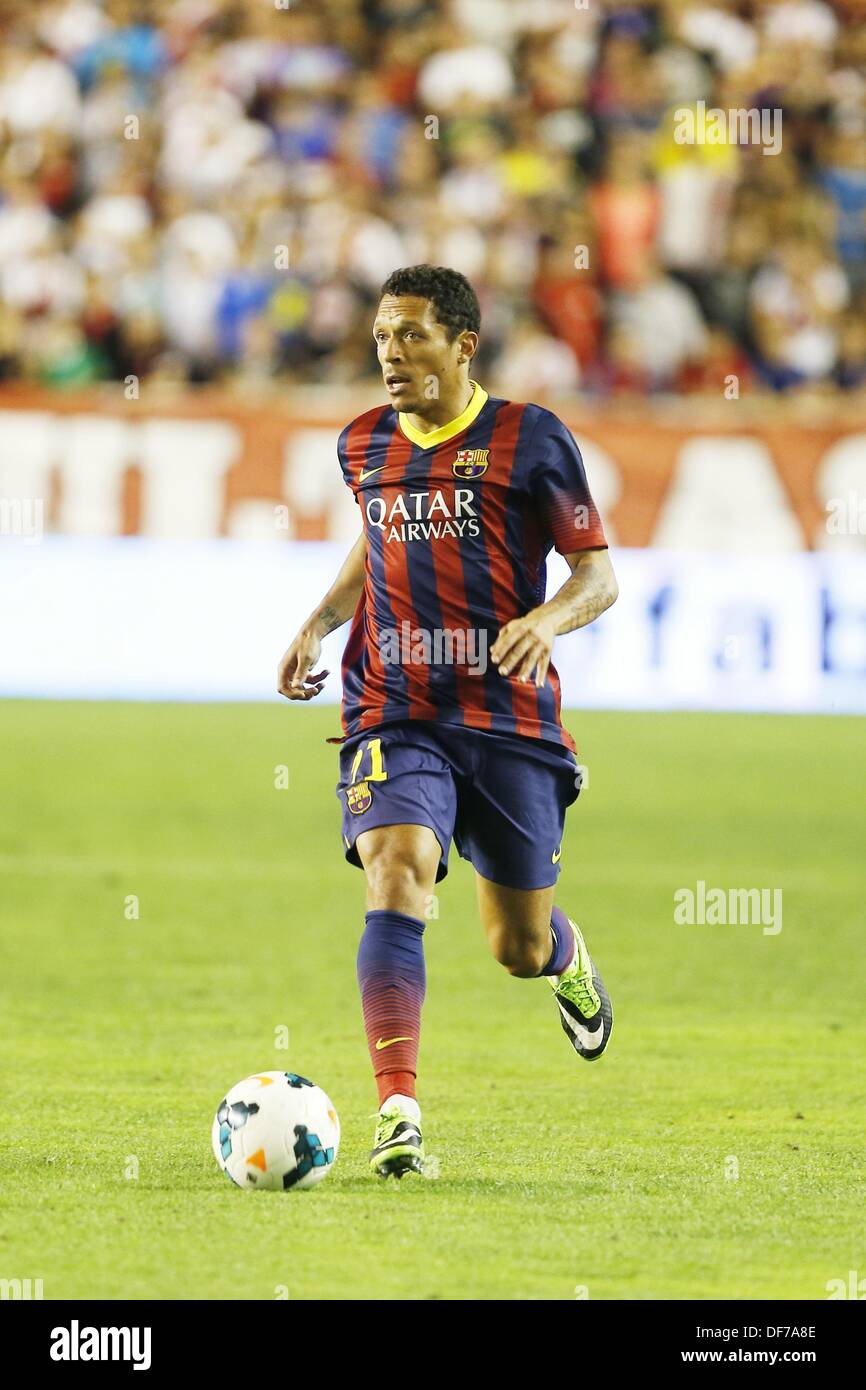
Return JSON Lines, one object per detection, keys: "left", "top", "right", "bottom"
{"left": 277, "top": 532, "right": 366, "bottom": 701}
{"left": 490, "top": 548, "right": 618, "bottom": 688}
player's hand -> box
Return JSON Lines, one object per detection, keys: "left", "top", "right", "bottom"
{"left": 490, "top": 610, "right": 558, "bottom": 687}
{"left": 277, "top": 628, "right": 330, "bottom": 701}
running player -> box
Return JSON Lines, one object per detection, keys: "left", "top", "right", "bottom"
{"left": 278, "top": 265, "right": 618, "bottom": 1178}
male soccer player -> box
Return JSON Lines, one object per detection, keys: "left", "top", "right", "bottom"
{"left": 278, "top": 265, "right": 618, "bottom": 1179}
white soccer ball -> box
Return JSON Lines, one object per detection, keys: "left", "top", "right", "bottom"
{"left": 212, "top": 1071, "right": 340, "bottom": 1191}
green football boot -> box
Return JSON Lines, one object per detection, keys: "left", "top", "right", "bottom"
{"left": 549, "top": 918, "right": 613, "bottom": 1061}
{"left": 369, "top": 1099, "right": 424, "bottom": 1179}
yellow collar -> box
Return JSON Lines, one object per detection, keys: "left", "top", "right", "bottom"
{"left": 397, "top": 380, "right": 488, "bottom": 450}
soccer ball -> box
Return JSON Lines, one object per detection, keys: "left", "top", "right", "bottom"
{"left": 212, "top": 1071, "right": 340, "bottom": 1191}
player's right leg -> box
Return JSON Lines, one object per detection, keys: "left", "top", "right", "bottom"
{"left": 355, "top": 824, "right": 439, "bottom": 1179}
{"left": 336, "top": 723, "right": 457, "bottom": 1179}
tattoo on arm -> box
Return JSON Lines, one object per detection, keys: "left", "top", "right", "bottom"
{"left": 316, "top": 603, "right": 343, "bottom": 635}
{"left": 549, "top": 565, "right": 615, "bottom": 635}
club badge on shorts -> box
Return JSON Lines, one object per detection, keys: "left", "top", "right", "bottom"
{"left": 453, "top": 449, "right": 489, "bottom": 479}
{"left": 346, "top": 781, "right": 372, "bottom": 814}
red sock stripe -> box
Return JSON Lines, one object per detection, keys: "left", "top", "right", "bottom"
{"left": 360, "top": 974, "right": 423, "bottom": 1090}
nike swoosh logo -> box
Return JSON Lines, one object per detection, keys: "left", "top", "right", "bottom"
{"left": 551, "top": 847, "right": 562, "bottom": 863}
{"left": 359, "top": 465, "right": 384, "bottom": 482}
{"left": 378, "top": 1130, "right": 421, "bottom": 1150}
{"left": 375, "top": 1035, "right": 413, "bottom": 1050}
{"left": 556, "top": 1000, "right": 604, "bottom": 1049}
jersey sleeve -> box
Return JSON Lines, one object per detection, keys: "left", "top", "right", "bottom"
{"left": 337, "top": 424, "right": 353, "bottom": 491}
{"left": 528, "top": 412, "right": 607, "bottom": 554}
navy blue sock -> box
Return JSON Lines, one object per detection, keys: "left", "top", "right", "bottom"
{"left": 539, "top": 906, "right": 576, "bottom": 976}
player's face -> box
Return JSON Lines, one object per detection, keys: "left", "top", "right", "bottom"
{"left": 373, "top": 295, "right": 467, "bottom": 414}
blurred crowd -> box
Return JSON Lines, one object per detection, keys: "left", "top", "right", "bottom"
{"left": 0, "top": 0, "right": 865, "bottom": 399}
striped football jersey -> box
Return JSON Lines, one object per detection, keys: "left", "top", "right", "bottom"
{"left": 337, "top": 382, "right": 607, "bottom": 751}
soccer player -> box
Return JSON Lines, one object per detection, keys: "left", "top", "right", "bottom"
{"left": 278, "top": 266, "right": 618, "bottom": 1179}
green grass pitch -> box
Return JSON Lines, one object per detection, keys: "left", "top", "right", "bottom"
{"left": 0, "top": 700, "right": 863, "bottom": 1301}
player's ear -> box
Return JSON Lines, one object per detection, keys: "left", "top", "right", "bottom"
{"left": 457, "top": 330, "right": 479, "bottom": 364}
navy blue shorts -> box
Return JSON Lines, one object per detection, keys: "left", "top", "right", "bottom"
{"left": 336, "top": 720, "right": 581, "bottom": 890}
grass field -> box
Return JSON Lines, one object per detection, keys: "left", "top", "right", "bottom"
{"left": 0, "top": 699, "right": 863, "bottom": 1301}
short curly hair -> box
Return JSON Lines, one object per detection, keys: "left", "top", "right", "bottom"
{"left": 379, "top": 265, "right": 481, "bottom": 339}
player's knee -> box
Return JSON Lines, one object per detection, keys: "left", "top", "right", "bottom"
{"left": 364, "top": 855, "right": 433, "bottom": 915}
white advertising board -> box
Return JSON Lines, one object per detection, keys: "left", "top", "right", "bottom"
{"left": 1, "top": 540, "right": 864, "bottom": 714}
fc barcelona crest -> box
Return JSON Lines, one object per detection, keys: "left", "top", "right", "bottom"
{"left": 346, "top": 781, "right": 372, "bottom": 815}
{"left": 452, "top": 449, "right": 489, "bottom": 479}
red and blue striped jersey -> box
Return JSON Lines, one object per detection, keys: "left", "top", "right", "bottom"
{"left": 337, "top": 383, "right": 607, "bottom": 751}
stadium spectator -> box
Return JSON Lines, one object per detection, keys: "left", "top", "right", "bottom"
{"left": 0, "top": 0, "right": 862, "bottom": 401}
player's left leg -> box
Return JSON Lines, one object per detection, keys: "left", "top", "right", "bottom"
{"left": 475, "top": 876, "right": 613, "bottom": 1061}
{"left": 448, "top": 727, "right": 613, "bottom": 1061}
